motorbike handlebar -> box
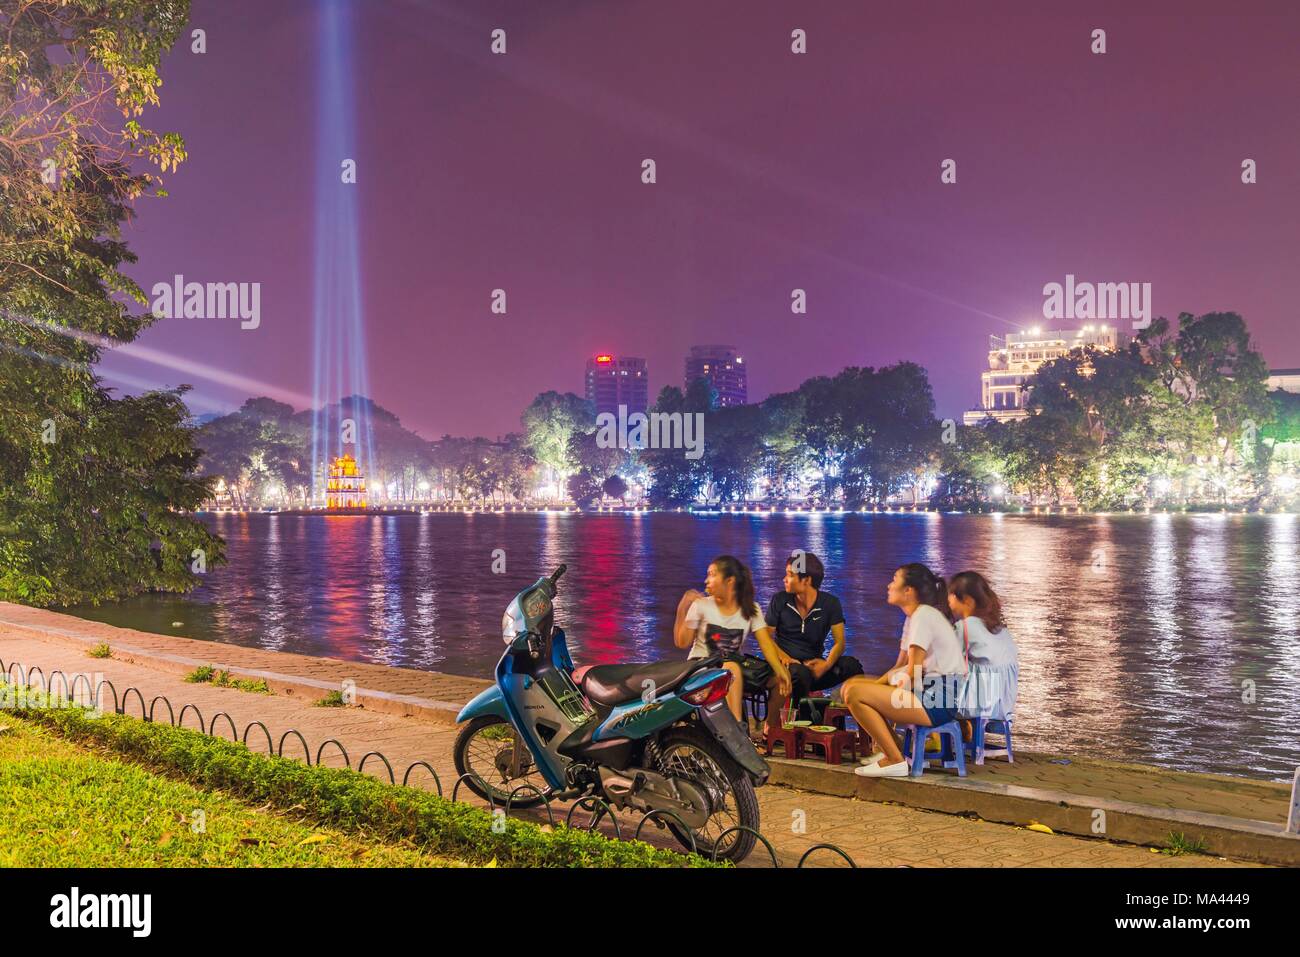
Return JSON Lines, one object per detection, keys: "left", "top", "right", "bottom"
{"left": 548, "top": 564, "right": 567, "bottom": 585}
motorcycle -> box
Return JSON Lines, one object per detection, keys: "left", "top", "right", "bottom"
{"left": 452, "top": 564, "right": 769, "bottom": 862}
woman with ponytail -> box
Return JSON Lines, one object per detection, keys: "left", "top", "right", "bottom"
{"left": 673, "top": 555, "right": 791, "bottom": 723}
{"left": 841, "top": 563, "right": 968, "bottom": 777}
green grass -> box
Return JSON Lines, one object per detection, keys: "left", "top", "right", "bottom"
{"left": 478, "top": 722, "right": 515, "bottom": 741}
{"left": 0, "top": 717, "right": 453, "bottom": 867}
{"left": 314, "top": 690, "right": 347, "bottom": 708}
{"left": 5, "top": 691, "right": 721, "bottom": 868}
{"left": 184, "top": 665, "right": 271, "bottom": 694}
{"left": 1162, "top": 831, "right": 1210, "bottom": 856}
{"left": 87, "top": 643, "right": 113, "bottom": 659}
{"left": 184, "top": 665, "right": 215, "bottom": 683}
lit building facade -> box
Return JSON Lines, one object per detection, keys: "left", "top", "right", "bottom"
{"left": 963, "top": 325, "right": 1120, "bottom": 425}
{"left": 585, "top": 354, "right": 648, "bottom": 417}
{"left": 326, "top": 453, "right": 367, "bottom": 509}
{"left": 685, "top": 344, "right": 747, "bottom": 408}
{"left": 1268, "top": 368, "right": 1300, "bottom": 393}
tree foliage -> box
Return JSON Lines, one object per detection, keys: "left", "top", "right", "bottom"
{"left": 945, "top": 312, "right": 1279, "bottom": 509}
{"left": 1, "top": 0, "right": 224, "bottom": 607}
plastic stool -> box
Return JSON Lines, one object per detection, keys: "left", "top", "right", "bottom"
{"left": 763, "top": 724, "right": 804, "bottom": 759}
{"left": 965, "top": 717, "right": 1014, "bottom": 765}
{"left": 823, "top": 704, "right": 852, "bottom": 729}
{"left": 802, "top": 726, "right": 858, "bottom": 765}
{"left": 901, "top": 720, "right": 967, "bottom": 777}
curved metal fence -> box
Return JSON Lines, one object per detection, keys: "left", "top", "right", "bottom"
{"left": 0, "top": 654, "right": 859, "bottom": 867}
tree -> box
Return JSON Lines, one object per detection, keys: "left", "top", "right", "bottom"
{"left": 795, "top": 374, "right": 847, "bottom": 501}
{"left": 702, "top": 403, "right": 764, "bottom": 502}
{"left": 935, "top": 422, "right": 1008, "bottom": 509}
{"left": 794, "top": 363, "right": 940, "bottom": 505}
{"left": 756, "top": 389, "right": 807, "bottom": 502}
{"left": 566, "top": 470, "right": 601, "bottom": 508}
{"left": 1262, "top": 391, "right": 1300, "bottom": 449}
{"left": 1, "top": 0, "right": 223, "bottom": 606}
{"left": 969, "top": 312, "right": 1272, "bottom": 509}
{"left": 521, "top": 391, "right": 594, "bottom": 499}
{"left": 643, "top": 383, "right": 709, "bottom": 507}
{"left": 197, "top": 397, "right": 310, "bottom": 506}
{"left": 568, "top": 427, "right": 626, "bottom": 483}
{"left": 498, "top": 433, "right": 535, "bottom": 502}
{"left": 1141, "top": 313, "right": 1271, "bottom": 434}
{"left": 860, "top": 362, "right": 942, "bottom": 503}
{"left": 601, "top": 473, "right": 628, "bottom": 503}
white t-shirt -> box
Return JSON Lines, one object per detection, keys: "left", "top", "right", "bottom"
{"left": 959, "top": 617, "right": 1018, "bottom": 668}
{"left": 902, "top": 604, "right": 966, "bottom": 676}
{"left": 685, "top": 597, "right": 766, "bottom": 659}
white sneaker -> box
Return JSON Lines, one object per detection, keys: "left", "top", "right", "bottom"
{"left": 854, "top": 759, "right": 910, "bottom": 777}
{"left": 858, "top": 750, "right": 885, "bottom": 766}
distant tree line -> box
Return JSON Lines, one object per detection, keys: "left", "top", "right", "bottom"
{"left": 193, "top": 311, "right": 1300, "bottom": 514}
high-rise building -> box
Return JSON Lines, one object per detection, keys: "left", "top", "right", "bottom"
{"left": 585, "top": 353, "right": 648, "bottom": 417}
{"left": 685, "top": 344, "right": 747, "bottom": 408}
{"left": 963, "top": 325, "right": 1120, "bottom": 425}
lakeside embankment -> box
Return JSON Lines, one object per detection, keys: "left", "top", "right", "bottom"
{"left": 1, "top": 603, "right": 1295, "bottom": 867}
{"left": 64, "top": 510, "right": 1300, "bottom": 780}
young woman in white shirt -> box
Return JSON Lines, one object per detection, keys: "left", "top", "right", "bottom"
{"left": 948, "top": 570, "right": 1018, "bottom": 725}
{"left": 673, "top": 555, "right": 791, "bottom": 723}
{"left": 842, "top": 563, "right": 966, "bottom": 778}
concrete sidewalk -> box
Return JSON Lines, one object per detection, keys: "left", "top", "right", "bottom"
{"left": 0, "top": 603, "right": 1272, "bottom": 867}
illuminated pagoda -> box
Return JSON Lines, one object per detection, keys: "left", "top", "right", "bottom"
{"left": 326, "top": 453, "right": 367, "bottom": 509}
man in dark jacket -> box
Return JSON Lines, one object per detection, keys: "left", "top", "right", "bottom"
{"left": 762, "top": 551, "right": 864, "bottom": 730}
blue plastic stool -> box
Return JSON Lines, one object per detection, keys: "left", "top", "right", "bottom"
{"left": 965, "top": 717, "right": 1014, "bottom": 765}
{"left": 901, "top": 721, "right": 966, "bottom": 777}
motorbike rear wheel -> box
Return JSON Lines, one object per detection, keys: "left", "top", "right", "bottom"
{"left": 452, "top": 715, "right": 550, "bottom": 808}
{"left": 652, "top": 725, "right": 760, "bottom": 863}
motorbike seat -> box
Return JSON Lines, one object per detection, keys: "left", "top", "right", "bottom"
{"left": 578, "top": 657, "right": 720, "bottom": 707}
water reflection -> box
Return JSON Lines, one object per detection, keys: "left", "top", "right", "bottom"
{"left": 64, "top": 512, "right": 1300, "bottom": 780}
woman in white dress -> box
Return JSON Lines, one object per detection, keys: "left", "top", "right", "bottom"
{"left": 948, "top": 571, "right": 1018, "bottom": 726}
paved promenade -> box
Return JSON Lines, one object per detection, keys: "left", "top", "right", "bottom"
{"left": 0, "top": 604, "right": 1270, "bottom": 868}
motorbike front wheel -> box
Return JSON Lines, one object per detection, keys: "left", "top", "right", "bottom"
{"left": 452, "top": 715, "right": 550, "bottom": 808}
{"left": 652, "top": 725, "right": 761, "bottom": 863}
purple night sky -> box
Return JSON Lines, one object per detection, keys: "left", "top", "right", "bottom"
{"left": 102, "top": 0, "right": 1300, "bottom": 439}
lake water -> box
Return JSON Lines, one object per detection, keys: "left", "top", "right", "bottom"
{"left": 68, "top": 511, "right": 1300, "bottom": 780}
